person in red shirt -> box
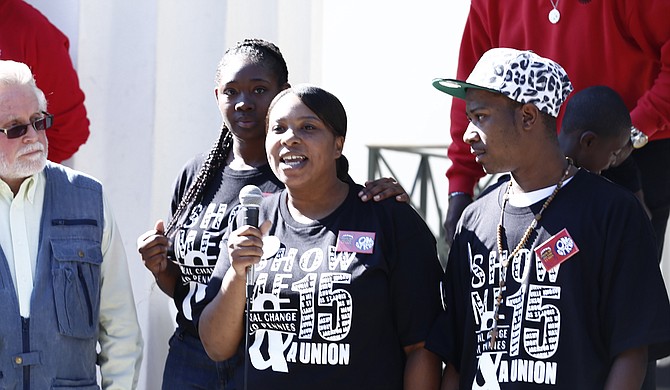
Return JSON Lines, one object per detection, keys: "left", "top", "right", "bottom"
{"left": 0, "top": 0, "right": 90, "bottom": 163}
{"left": 443, "top": 0, "right": 670, "bottom": 252}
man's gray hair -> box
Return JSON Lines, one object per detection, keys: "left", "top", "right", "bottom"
{"left": 0, "top": 60, "right": 47, "bottom": 111}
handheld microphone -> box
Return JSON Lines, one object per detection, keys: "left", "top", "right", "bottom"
{"left": 238, "top": 185, "right": 263, "bottom": 390}
{"left": 238, "top": 185, "right": 263, "bottom": 288}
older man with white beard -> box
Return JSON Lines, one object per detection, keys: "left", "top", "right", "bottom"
{"left": 0, "top": 60, "right": 142, "bottom": 389}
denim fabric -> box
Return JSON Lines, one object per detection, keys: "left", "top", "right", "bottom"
{"left": 161, "top": 328, "right": 236, "bottom": 390}
{"left": 0, "top": 163, "right": 103, "bottom": 389}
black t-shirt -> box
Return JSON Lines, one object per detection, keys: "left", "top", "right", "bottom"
{"left": 427, "top": 169, "right": 670, "bottom": 389}
{"left": 168, "top": 154, "right": 283, "bottom": 336}
{"left": 195, "top": 183, "right": 444, "bottom": 390}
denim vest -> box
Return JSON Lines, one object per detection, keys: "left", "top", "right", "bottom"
{"left": 0, "top": 163, "right": 104, "bottom": 390}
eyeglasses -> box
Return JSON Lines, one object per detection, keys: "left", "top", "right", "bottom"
{"left": 0, "top": 112, "right": 54, "bottom": 139}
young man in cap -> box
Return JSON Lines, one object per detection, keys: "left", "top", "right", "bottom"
{"left": 427, "top": 48, "right": 670, "bottom": 389}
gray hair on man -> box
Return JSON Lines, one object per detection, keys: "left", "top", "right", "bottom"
{"left": 0, "top": 60, "right": 47, "bottom": 111}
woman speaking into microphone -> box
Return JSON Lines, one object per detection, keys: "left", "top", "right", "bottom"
{"left": 195, "top": 84, "right": 443, "bottom": 390}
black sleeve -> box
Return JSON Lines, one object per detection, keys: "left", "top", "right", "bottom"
{"left": 600, "top": 193, "right": 670, "bottom": 360}
{"left": 387, "top": 202, "right": 444, "bottom": 347}
{"left": 169, "top": 155, "right": 206, "bottom": 215}
{"left": 425, "top": 223, "right": 468, "bottom": 371}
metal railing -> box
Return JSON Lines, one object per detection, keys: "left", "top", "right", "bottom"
{"left": 367, "top": 144, "right": 499, "bottom": 265}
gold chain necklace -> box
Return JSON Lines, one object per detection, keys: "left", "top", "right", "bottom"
{"left": 489, "top": 157, "right": 573, "bottom": 348}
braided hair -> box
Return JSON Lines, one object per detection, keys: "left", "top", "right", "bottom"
{"left": 164, "top": 39, "right": 288, "bottom": 236}
{"left": 215, "top": 38, "right": 288, "bottom": 88}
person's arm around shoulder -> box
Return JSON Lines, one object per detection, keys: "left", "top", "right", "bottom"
{"left": 604, "top": 346, "right": 648, "bottom": 390}
{"left": 137, "top": 219, "right": 180, "bottom": 297}
{"left": 199, "top": 220, "right": 272, "bottom": 361}
{"left": 358, "top": 177, "right": 409, "bottom": 203}
{"left": 99, "top": 196, "right": 143, "bottom": 389}
{"left": 404, "top": 342, "right": 441, "bottom": 389}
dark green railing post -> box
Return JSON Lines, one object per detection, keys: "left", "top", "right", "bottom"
{"left": 366, "top": 144, "right": 500, "bottom": 267}
{"left": 367, "top": 145, "right": 449, "bottom": 264}
{"left": 368, "top": 146, "right": 380, "bottom": 181}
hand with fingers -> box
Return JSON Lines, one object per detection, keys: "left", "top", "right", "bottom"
{"left": 227, "top": 220, "right": 272, "bottom": 280}
{"left": 358, "top": 177, "right": 410, "bottom": 203}
{"left": 137, "top": 219, "right": 179, "bottom": 296}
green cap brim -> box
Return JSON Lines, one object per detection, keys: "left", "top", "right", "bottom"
{"left": 432, "top": 78, "right": 498, "bottom": 100}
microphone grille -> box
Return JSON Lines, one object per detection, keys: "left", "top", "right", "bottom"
{"left": 239, "top": 185, "right": 263, "bottom": 207}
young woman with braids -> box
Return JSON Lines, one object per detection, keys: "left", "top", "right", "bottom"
{"left": 137, "top": 39, "right": 408, "bottom": 389}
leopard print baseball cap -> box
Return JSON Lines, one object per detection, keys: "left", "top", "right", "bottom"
{"left": 433, "top": 48, "right": 573, "bottom": 117}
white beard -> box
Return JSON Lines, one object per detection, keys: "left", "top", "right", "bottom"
{"left": 0, "top": 142, "right": 48, "bottom": 181}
